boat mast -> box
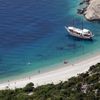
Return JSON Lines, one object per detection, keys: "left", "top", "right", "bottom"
{"left": 73, "top": 17, "right": 75, "bottom": 26}
{"left": 82, "top": 18, "right": 83, "bottom": 30}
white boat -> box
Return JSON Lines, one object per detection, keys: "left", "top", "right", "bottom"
{"left": 65, "top": 26, "right": 94, "bottom": 39}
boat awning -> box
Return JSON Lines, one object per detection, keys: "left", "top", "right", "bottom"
{"left": 83, "top": 29, "right": 89, "bottom": 32}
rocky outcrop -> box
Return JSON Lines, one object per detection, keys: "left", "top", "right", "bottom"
{"left": 85, "top": 0, "right": 100, "bottom": 21}
{"left": 77, "top": 0, "right": 89, "bottom": 16}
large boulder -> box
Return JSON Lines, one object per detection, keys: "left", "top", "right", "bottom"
{"left": 85, "top": 0, "right": 100, "bottom": 20}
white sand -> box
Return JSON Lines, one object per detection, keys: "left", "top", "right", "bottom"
{"left": 0, "top": 53, "right": 100, "bottom": 90}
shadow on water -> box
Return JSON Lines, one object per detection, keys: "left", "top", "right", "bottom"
{"left": 36, "top": 54, "right": 43, "bottom": 57}
{"left": 65, "top": 34, "right": 95, "bottom": 42}
{"left": 57, "top": 33, "right": 96, "bottom": 52}
{"left": 56, "top": 43, "right": 83, "bottom": 51}
{"left": 35, "top": 54, "right": 51, "bottom": 60}
{"left": 56, "top": 47, "right": 65, "bottom": 51}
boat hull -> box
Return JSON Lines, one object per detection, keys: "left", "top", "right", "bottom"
{"left": 65, "top": 26, "right": 93, "bottom": 39}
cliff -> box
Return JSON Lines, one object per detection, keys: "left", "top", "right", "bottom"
{"left": 85, "top": 0, "right": 100, "bottom": 20}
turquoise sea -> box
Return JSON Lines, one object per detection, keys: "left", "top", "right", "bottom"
{"left": 0, "top": 0, "right": 100, "bottom": 82}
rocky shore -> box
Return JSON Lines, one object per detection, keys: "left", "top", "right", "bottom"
{"left": 78, "top": 0, "right": 100, "bottom": 21}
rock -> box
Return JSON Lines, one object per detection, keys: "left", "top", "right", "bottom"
{"left": 78, "top": 0, "right": 88, "bottom": 15}
{"left": 79, "top": 1, "right": 85, "bottom": 5}
{"left": 85, "top": 0, "right": 100, "bottom": 21}
{"left": 77, "top": 8, "right": 84, "bottom": 14}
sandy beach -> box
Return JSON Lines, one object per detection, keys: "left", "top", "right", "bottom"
{"left": 0, "top": 52, "right": 100, "bottom": 90}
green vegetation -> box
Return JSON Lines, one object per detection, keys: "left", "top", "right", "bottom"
{"left": 0, "top": 63, "right": 100, "bottom": 100}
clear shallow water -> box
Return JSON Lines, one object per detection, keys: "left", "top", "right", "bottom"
{"left": 0, "top": 0, "right": 100, "bottom": 81}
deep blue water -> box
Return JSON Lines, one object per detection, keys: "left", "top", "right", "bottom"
{"left": 0, "top": 0, "right": 100, "bottom": 81}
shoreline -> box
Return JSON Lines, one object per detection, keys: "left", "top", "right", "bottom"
{"left": 0, "top": 51, "right": 100, "bottom": 90}
{"left": 0, "top": 0, "right": 100, "bottom": 91}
